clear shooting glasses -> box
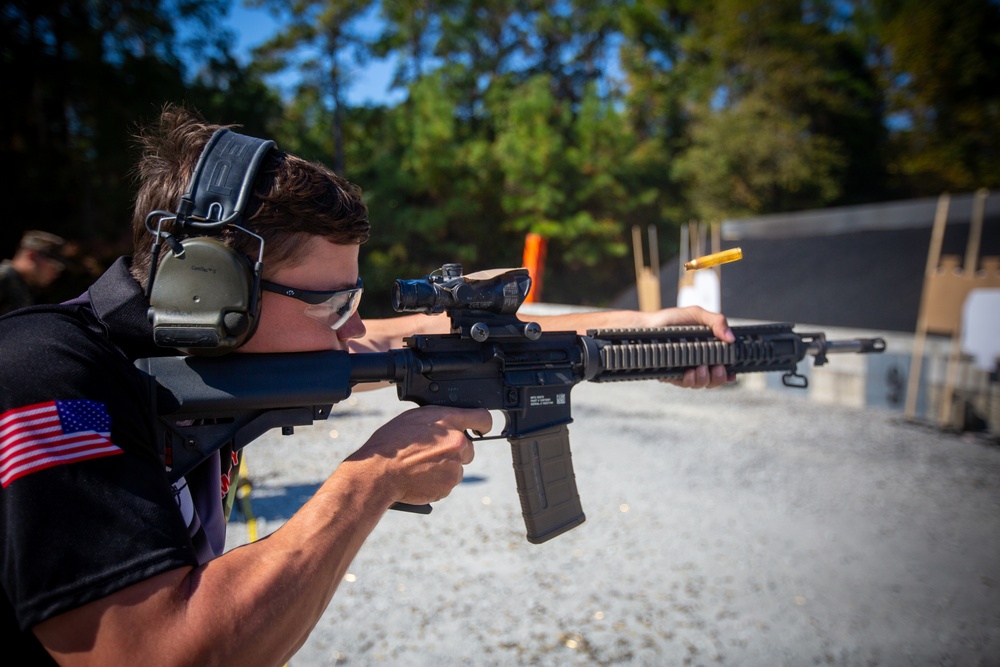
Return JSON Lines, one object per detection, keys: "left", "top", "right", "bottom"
{"left": 260, "top": 277, "right": 363, "bottom": 330}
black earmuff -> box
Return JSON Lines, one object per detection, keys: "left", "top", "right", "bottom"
{"left": 145, "top": 128, "right": 276, "bottom": 355}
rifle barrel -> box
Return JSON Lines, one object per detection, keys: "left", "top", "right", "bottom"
{"left": 812, "top": 338, "right": 887, "bottom": 355}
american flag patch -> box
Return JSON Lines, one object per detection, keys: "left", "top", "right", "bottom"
{"left": 0, "top": 400, "right": 122, "bottom": 487}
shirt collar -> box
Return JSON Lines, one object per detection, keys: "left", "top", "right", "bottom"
{"left": 88, "top": 256, "right": 176, "bottom": 359}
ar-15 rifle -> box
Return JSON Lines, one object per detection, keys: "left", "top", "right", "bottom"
{"left": 136, "top": 264, "right": 886, "bottom": 544}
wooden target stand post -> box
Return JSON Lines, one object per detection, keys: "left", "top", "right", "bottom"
{"left": 632, "top": 225, "right": 662, "bottom": 311}
{"left": 905, "top": 190, "right": 1000, "bottom": 430}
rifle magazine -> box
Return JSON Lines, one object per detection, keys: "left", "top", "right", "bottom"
{"left": 509, "top": 424, "right": 586, "bottom": 544}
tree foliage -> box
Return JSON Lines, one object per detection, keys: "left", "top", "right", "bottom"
{"left": 0, "top": 0, "right": 281, "bottom": 290}
{"left": 3, "top": 0, "right": 997, "bottom": 308}
{"left": 861, "top": 0, "right": 1000, "bottom": 193}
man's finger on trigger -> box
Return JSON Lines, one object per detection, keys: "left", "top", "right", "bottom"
{"left": 473, "top": 408, "right": 493, "bottom": 436}
{"left": 454, "top": 407, "right": 492, "bottom": 438}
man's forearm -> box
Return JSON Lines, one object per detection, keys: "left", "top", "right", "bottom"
{"left": 528, "top": 305, "right": 735, "bottom": 337}
{"left": 353, "top": 306, "right": 734, "bottom": 351}
{"left": 200, "top": 460, "right": 396, "bottom": 665}
{"left": 35, "top": 461, "right": 395, "bottom": 667}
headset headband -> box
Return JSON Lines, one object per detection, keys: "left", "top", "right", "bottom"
{"left": 176, "top": 128, "right": 276, "bottom": 231}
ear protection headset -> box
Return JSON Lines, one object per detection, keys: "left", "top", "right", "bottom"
{"left": 144, "top": 128, "right": 276, "bottom": 355}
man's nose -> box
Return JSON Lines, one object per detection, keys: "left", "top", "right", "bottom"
{"left": 337, "top": 312, "right": 366, "bottom": 341}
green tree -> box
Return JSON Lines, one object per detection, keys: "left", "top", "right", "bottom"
{"left": 616, "top": 0, "right": 701, "bottom": 256}
{"left": 862, "top": 0, "right": 1000, "bottom": 192}
{"left": 343, "top": 71, "right": 509, "bottom": 314}
{"left": 248, "top": 0, "right": 374, "bottom": 175}
{"left": 0, "top": 0, "right": 246, "bottom": 279}
{"left": 184, "top": 52, "right": 285, "bottom": 139}
{"left": 373, "top": 0, "right": 443, "bottom": 89}
{"left": 669, "top": 0, "right": 885, "bottom": 221}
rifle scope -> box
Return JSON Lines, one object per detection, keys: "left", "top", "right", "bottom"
{"left": 392, "top": 264, "right": 531, "bottom": 315}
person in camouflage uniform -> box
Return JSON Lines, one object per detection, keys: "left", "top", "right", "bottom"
{"left": 0, "top": 230, "right": 66, "bottom": 315}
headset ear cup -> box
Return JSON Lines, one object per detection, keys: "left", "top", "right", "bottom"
{"left": 146, "top": 128, "right": 274, "bottom": 353}
{"left": 148, "top": 238, "right": 258, "bottom": 354}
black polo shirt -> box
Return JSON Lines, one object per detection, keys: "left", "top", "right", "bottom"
{"left": 0, "top": 258, "right": 199, "bottom": 662}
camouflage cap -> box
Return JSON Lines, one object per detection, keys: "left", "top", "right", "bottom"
{"left": 19, "top": 230, "right": 67, "bottom": 260}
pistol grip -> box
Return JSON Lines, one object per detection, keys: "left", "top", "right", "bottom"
{"left": 509, "top": 424, "right": 586, "bottom": 544}
{"left": 390, "top": 502, "right": 432, "bottom": 514}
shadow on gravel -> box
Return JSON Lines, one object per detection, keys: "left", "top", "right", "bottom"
{"left": 233, "top": 483, "right": 320, "bottom": 522}
{"left": 234, "top": 475, "right": 492, "bottom": 523}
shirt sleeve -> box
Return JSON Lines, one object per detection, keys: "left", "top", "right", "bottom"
{"left": 0, "top": 311, "right": 198, "bottom": 630}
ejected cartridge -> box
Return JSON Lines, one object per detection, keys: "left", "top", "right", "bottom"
{"left": 684, "top": 247, "right": 743, "bottom": 271}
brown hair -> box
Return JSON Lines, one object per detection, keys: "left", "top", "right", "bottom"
{"left": 129, "top": 104, "right": 370, "bottom": 287}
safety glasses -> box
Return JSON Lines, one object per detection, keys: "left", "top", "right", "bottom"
{"left": 260, "top": 277, "right": 363, "bottom": 330}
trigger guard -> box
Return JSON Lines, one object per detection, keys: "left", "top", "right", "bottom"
{"left": 466, "top": 430, "right": 507, "bottom": 442}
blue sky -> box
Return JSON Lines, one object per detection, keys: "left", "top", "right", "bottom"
{"left": 226, "top": 2, "right": 401, "bottom": 106}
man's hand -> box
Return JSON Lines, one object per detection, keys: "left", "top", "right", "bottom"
{"left": 346, "top": 406, "right": 492, "bottom": 506}
{"left": 637, "top": 305, "right": 734, "bottom": 341}
{"left": 641, "top": 305, "right": 735, "bottom": 389}
{"left": 525, "top": 304, "right": 736, "bottom": 390}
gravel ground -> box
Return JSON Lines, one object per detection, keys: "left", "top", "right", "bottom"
{"left": 226, "top": 375, "right": 1000, "bottom": 667}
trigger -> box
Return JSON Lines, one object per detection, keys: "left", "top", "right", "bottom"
{"left": 466, "top": 409, "right": 510, "bottom": 441}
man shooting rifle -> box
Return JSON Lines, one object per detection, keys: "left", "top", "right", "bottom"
{"left": 1, "top": 106, "right": 743, "bottom": 666}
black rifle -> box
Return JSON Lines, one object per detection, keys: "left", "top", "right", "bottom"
{"left": 136, "top": 264, "right": 886, "bottom": 544}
